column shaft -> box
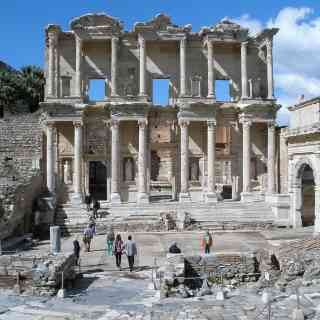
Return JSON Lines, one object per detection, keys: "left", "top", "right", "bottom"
{"left": 242, "top": 121, "right": 251, "bottom": 193}
{"left": 267, "top": 123, "right": 276, "bottom": 194}
{"left": 139, "top": 36, "right": 146, "bottom": 96}
{"left": 179, "top": 120, "right": 190, "bottom": 201}
{"left": 47, "top": 33, "right": 57, "bottom": 97}
{"left": 75, "top": 36, "right": 83, "bottom": 97}
{"left": 241, "top": 42, "right": 248, "bottom": 99}
{"left": 138, "top": 120, "right": 149, "bottom": 203}
{"left": 267, "top": 39, "right": 274, "bottom": 99}
{"left": 111, "top": 36, "right": 118, "bottom": 96}
{"left": 46, "top": 123, "right": 55, "bottom": 193}
{"left": 207, "top": 41, "right": 215, "bottom": 98}
{"left": 180, "top": 38, "right": 187, "bottom": 97}
{"left": 111, "top": 120, "right": 121, "bottom": 202}
{"left": 74, "top": 122, "right": 82, "bottom": 196}
{"left": 206, "top": 120, "right": 217, "bottom": 202}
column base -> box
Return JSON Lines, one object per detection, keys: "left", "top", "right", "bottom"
{"left": 205, "top": 192, "right": 218, "bottom": 203}
{"left": 240, "top": 192, "right": 256, "bottom": 202}
{"left": 71, "top": 192, "right": 83, "bottom": 204}
{"left": 111, "top": 192, "right": 121, "bottom": 204}
{"left": 137, "top": 192, "right": 150, "bottom": 204}
{"left": 179, "top": 192, "right": 191, "bottom": 203}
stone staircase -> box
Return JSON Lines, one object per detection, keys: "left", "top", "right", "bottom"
{"left": 55, "top": 199, "right": 275, "bottom": 235}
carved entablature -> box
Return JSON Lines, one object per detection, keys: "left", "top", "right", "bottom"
{"left": 70, "top": 13, "right": 124, "bottom": 39}
{"left": 200, "top": 18, "right": 249, "bottom": 42}
{"left": 109, "top": 103, "right": 149, "bottom": 120}
{"left": 133, "top": 13, "right": 191, "bottom": 39}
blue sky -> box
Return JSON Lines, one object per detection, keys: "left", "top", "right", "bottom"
{"left": 1, "top": 0, "right": 320, "bottom": 125}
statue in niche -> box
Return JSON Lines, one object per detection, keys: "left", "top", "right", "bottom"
{"left": 190, "top": 76, "right": 202, "bottom": 97}
{"left": 151, "top": 151, "right": 160, "bottom": 181}
{"left": 63, "top": 159, "right": 72, "bottom": 184}
{"left": 124, "top": 157, "right": 134, "bottom": 181}
{"left": 124, "top": 67, "right": 137, "bottom": 96}
{"left": 189, "top": 158, "right": 199, "bottom": 181}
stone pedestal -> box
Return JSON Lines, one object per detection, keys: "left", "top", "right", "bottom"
{"left": 50, "top": 226, "right": 61, "bottom": 254}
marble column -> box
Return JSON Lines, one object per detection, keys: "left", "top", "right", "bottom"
{"left": 180, "top": 38, "right": 187, "bottom": 97}
{"left": 314, "top": 185, "right": 320, "bottom": 234}
{"left": 47, "top": 32, "right": 58, "bottom": 97}
{"left": 139, "top": 36, "right": 147, "bottom": 97}
{"left": 267, "top": 122, "right": 276, "bottom": 194}
{"left": 266, "top": 39, "right": 275, "bottom": 99}
{"left": 110, "top": 120, "right": 121, "bottom": 203}
{"left": 241, "top": 119, "right": 252, "bottom": 198}
{"left": 207, "top": 40, "right": 215, "bottom": 99}
{"left": 179, "top": 120, "right": 191, "bottom": 202}
{"left": 111, "top": 36, "right": 119, "bottom": 97}
{"left": 75, "top": 36, "right": 83, "bottom": 97}
{"left": 241, "top": 41, "right": 248, "bottom": 99}
{"left": 138, "top": 119, "right": 149, "bottom": 203}
{"left": 46, "top": 122, "right": 55, "bottom": 194}
{"left": 73, "top": 121, "right": 83, "bottom": 201}
{"left": 206, "top": 120, "right": 217, "bottom": 202}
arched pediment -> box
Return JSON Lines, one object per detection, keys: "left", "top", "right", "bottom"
{"left": 134, "top": 13, "right": 191, "bottom": 34}
{"left": 70, "top": 13, "right": 123, "bottom": 35}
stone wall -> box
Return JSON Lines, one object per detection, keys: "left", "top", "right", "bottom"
{"left": 0, "top": 111, "right": 45, "bottom": 240}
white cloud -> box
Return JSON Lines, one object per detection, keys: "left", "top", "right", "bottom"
{"left": 233, "top": 14, "right": 263, "bottom": 35}
{"left": 234, "top": 7, "right": 320, "bottom": 126}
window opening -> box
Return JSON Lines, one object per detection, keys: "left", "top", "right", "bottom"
{"left": 152, "top": 79, "right": 170, "bottom": 106}
{"left": 215, "top": 79, "right": 231, "bottom": 101}
{"left": 89, "top": 79, "right": 107, "bottom": 101}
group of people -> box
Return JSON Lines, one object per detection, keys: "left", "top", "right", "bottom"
{"left": 84, "top": 193, "right": 100, "bottom": 219}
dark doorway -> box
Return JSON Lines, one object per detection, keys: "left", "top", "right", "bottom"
{"left": 89, "top": 161, "right": 107, "bottom": 200}
{"left": 301, "top": 164, "right": 315, "bottom": 227}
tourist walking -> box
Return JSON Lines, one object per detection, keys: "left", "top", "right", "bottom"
{"left": 201, "top": 230, "right": 213, "bottom": 254}
{"left": 113, "top": 234, "right": 124, "bottom": 269}
{"left": 83, "top": 225, "right": 94, "bottom": 252}
{"left": 93, "top": 199, "right": 100, "bottom": 219}
{"left": 106, "top": 227, "right": 115, "bottom": 256}
{"left": 124, "top": 235, "right": 137, "bottom": 272}
{"left": 73, "top": 239, "right": 81, "bottom": 265}
{"left": 84, "top": 193, "right": 92, "bottom": 212}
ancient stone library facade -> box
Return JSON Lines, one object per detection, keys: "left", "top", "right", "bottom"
{"left": 42, "top": 13, "right": 280, "bottom": 205}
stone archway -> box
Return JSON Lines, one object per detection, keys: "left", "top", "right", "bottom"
{"left": 290, "top": 157, "right": 320, "bottom": 230}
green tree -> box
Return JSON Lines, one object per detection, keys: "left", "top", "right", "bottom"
{"left": 0, "top": 65, "right": 44, "bottom": 113}
{"left": 20, "top": 65, "right": 45, "bottom": 112}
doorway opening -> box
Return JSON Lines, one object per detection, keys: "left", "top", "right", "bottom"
{"left": 89, "top": 161, "right": 107, "bottom": 200}
{"left": 301, "top": 164, "right": 315, "bottom": 227}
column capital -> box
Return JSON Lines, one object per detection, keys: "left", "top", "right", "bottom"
{"left": 178, "top": 119, "right": 190, "bottom": 127}
{"left": 48, "top": 32, "right": 58, "bottom": 46}
{"left": 73, "top": 120, "right": 83, "bottom": 128}
{"left": 239, "top": 116, "right": 252, "bottom": 127}
{"left": 107, "top": 119, "right": 120, "bottom": 129}
{"left": 180, "top": 37, "right": 187, "bottom": 48}
{"left": 111, "top": 35, "right": 119, "bottom": 42}
{"left": 138, "top": 35, "right": 146, "bottom": 48}
{"left": 314, "top": 185, "right": 320, "bottom": 192}
{"left": 138, "top": 119, "right": 148, "bottom": 129}
{"left": 207, "top": 120, "right": 217, "bottom": 128}
{"left": 45, "top": 121, "right": 55, "bottom": 128}
{"left": 241, "top": 41, "right": 249, "bottom": 48}
{"left": 267, "top": 121, "right": 276, "bottom": 129}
